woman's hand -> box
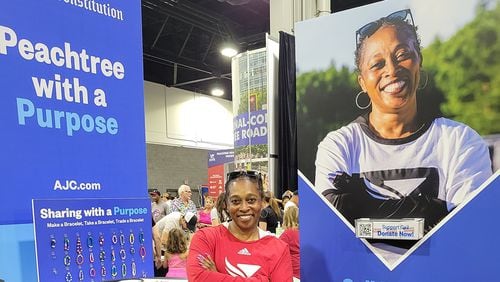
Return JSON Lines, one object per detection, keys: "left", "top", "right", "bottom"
{"left": 197, "top": 223, "right": 211, "bottom": 229}
{"left": 197, "top": 253, "right": 216, "bottom": 271}
{"left": 154, "top": 256, "right": 162, "bottom": 269}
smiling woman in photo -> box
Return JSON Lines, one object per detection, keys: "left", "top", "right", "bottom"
{"left": 314, "top": 9, "right": 492, "bottom": 246}
{"left": 187, "top": 170, "right": 293, "bottom": 281}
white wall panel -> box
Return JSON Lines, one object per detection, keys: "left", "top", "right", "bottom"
{"left": 144, "top": 81, "right": 233, "bottom": 150}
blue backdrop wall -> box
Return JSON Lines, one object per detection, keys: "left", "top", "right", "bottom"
{"left": 0, "top": 1, "right": 146, "bottom": 281}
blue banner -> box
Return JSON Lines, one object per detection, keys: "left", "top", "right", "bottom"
{"left": 300, "top": 173, "right": 500, "bottom": 281}
{"left": 33, "top": 198, "right": 153, "bottom": 282}
{"left": 0, "top": 0, "right": 145, "bottom": 224}
{"left": 208, "top": 149, "right": 235, "bottom": 167}
{"left": 233, "top": 110, "right": 268, "bottom": 147}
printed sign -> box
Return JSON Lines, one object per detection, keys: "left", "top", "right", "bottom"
{"left": 32, "top": 198, "right": 153, "bottom": 282}
{"left": 355, "top": 218, "right": 424, "bottom": 240}
{"left": 208, "top": 149, "right": 234, "bottom": 197}
{"left": 0, "top": 0, "right": 146, "bottom": 225}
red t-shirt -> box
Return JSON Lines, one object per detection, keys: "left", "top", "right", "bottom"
{"left": 279, "top": 228, "right": 300, "bottom": 278}
{"left": 187, "top": 224, "right": 293, "bottom": 281}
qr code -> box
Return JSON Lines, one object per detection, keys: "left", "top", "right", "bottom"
{"left": 357, "top": 223, "right": 372, "bottom": 238}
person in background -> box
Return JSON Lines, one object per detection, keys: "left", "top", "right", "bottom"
{"left": 279, "top": 206, "right": 300, "bottom": 279}
{"left": 281, "top": 190, "right": 293, "bottom": 209}
{"left": 161, "top": 192, "right": 170, "bottom": 201}
{"left": 284, "top": 190, "right": 299, "bottom": 211}
{"left": 162, "top": 192, "right": 173, "bottom": 207}
{"left": 259, "top": 190, "right": 283, "bottom": 233}
{"left": 153, "top": 211, "right": 197, "bottom": 272}
{"left": 211, "top": 191, "right": 230, "bottom": 226}
{"left": 150, "top": 189, "right": 170, "bottom": 224}
{"left": 187, "top": 170, "right": 293, "bottom": 281}
{"left": 164, "top": 228, "right": 190, "bottom": 279}
{"left": 171, "top": 184, "right": 197, "bottom": 215}
{"left": 197, "top": 196, "right": 214, "bottom": 229}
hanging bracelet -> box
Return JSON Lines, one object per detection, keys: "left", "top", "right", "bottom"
{"left": 89, "top": 267, "right": 96, "bottom": 277}
{"left": 87, "top": 233, "right": 93, "bottom": 248}
{"left": 129, "top": 231, "right": 135, "bottom": 245}
{"left": 139, "top": 246, "right": 146, "bottom": 261}
{"left": 76, "top": 234, "right": 82, "bottom": 254}
{"left": 76, "top": 253, "right": 84, "bottom": 265}
{"left": 65, "top": 271, "right": 72, "bottom": 282}
{"left": 119, "top": 249, "right": 126, "bottom": 260}
{"left": 119, "top": 233, "right": 125, "bottom": 246}
{"left": 139, "top": 230, "right": 145, "bottom": 244}
{"left": 64, "top": 255, "right": 71, "bottom": 267}
{"left": 78, "top": 269, "right": 84, "bottom": 281}
{"left": 131, "top": 261, "right": 137, "bottom": 277}
{"left": 64, "top": 236, "right": 70, "bottom": 251}
{"left": 101, "top": 266, "right": 106, "bottom": 277}
{"left": 99, "top": 250, "right": 106, "bottom": 262}
{"left": 50, "top": 236, "right": 57, "bottom": 249}
{"left": 111, "top": 265, "right": 118, "bottom": 277}
{"left": 121, "top": 263, "right": 127, "bottom": 277}
{"left": 99, "top": 234, "right": 104, "bottom": 246}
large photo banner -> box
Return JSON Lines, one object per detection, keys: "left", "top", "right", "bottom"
{"left": 296, "top": 0, "right": 500, "bottom": 280}
{"left": 0, "top": 0, "right": 146, "bottom": 224}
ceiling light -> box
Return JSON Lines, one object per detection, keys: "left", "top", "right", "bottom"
{"left": 220, "top": 44, "right": 238, "bottom": 58}
{"left": 211, "top": 87, "right": 224, "bottom": 97}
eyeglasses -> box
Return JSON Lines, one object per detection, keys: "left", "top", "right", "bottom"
{"left": 226, "top": 170, "right": 262, "bottom": 183}
{"left": 355, "top": 9, "right": 416, "bottom": 47}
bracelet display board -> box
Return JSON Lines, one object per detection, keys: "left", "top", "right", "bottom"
{"left": 33, "top": 198, "right": 153, "bottom": 282}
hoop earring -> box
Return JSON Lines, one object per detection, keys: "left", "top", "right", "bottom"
{"left": 418, "top": 69, "right": 428, "bottom": 90}
{"left": 355, "top": 91, "right": 371, "bottom": 110}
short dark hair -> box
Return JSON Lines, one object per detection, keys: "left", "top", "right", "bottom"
{"left": 224, "top": 170, "right": 265, "bottom": 200}
{"left": 354, "top": 16, "right": 422, "bottom": 72}
{"left": 149, "top": 189, "right": 161, "bottom": 196}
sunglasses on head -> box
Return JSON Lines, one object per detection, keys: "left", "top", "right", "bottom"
{"left": 226, "top": 170, "right": 262, "bottom": 182}
{"left": 355, "top": 9, "right": 415, "bottom": 47}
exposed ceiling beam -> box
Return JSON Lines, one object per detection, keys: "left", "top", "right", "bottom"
{"left": 142, "top": 0, "right": 231, "bottom": 38}
{"left": 178, "top": 25, "right": 194, "bottom": 57}
{"left": 151, "top": 16, "right": 169, "bottom": 49}
{"left": 144, "top": 53, "right": 213, "bottom": 75}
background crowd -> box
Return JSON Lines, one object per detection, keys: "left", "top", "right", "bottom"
{"left": 149, "top": 177, "right": 300, "bottom": 280}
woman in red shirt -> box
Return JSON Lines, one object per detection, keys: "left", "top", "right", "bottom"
{"left": 279, "top": 206, "right": 300, "bottom": 279}
{"left": 187, "top": 170, "right": 293, "bottom": 281}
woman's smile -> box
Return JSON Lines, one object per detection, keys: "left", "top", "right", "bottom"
{"left": 381, "top": 79, "right": 406, "bottom": 94}
{"left": 237, "top": 214, "right": 254, "bottom": 222}
{"left": 358, "top": 25, "right": 421, "bottom": 113}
